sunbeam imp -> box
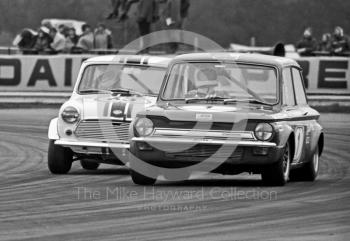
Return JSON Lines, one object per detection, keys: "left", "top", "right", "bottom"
{"left": 48, "top": 55, "right": 171, "bottom": 174}
{"left": 129, "top": 53, "right": 324, "bottom": 186}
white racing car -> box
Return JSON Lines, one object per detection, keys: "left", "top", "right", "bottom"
{"left": 47, "top": 55, "right": 171, "bottom": 174}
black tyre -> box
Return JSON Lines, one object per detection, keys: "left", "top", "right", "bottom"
{"left": 262, "top": 141, "right": 291, "bottom": 186}
{"left": 163, "top": 171, "right": 190, "bottom": 181}
{"left": 290, "top": 146, "right": 319, "bottom": 182}
{"left": 80, "top": 160, "right": 100, "bottom": 170}
{"left": 48, "top": 140, "right": 73, "bottom": 174}
{"left": 130, "top": 169, "right": 157, "bottom": 185}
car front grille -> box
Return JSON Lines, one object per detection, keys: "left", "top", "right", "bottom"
{"left": 75, "top": 120, "right": 130, "bottom": 142}
{"left": 165, "top": 145, "right": 243, "bottom": 160}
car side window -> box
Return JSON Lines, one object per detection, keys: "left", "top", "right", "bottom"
{"left": 292, "top": 68, "right": 308, "bottom": 105}
{"left": 282, "top": 68, "right": 296, "bottom": 106}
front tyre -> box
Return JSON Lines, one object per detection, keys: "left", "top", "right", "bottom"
{"left": 80, "top": 160, "right": 100, "bottom": 170}
{"left": 48, "top": 140, "right": 73, "bottom": 174}
{"left": 262, "top": 141, "right": 291, "bottom": 186}
{"left": 130, "top": 169, "right": 157, "bottom": 185}
{"left": 290, "top": 146, "right": 319, "bottom": 182}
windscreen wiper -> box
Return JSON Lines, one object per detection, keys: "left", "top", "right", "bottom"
{"left": 80, "top": 88, "right": 144, "bottom": 96}
{"left": 185, "top": 96, "right": 226, "bottom": 103}
{"left": 224, "top": 98, "right": 273, "bottom": 106}
{"left": 110, "top": 88, "right": 144, "bottom": 96}
{"left": 79, "top": 89, "right": 111, "bottom": 94}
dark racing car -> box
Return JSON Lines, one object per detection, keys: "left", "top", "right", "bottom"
{"left": 129, "top": 53, "right": 324, "bottom": 186}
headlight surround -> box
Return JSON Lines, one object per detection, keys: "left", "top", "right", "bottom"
{"left": 61, "top": 106, "right": 80, "bottom": 124}
{"left": 135, "top": 118, "right": 154, "bottom": 137}
{"left": 254, "top": 123, "right": 274, "bottom": 141}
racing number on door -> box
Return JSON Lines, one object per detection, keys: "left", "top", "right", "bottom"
{"left": 294, "top": 126, "right": 305, "bottom": 162}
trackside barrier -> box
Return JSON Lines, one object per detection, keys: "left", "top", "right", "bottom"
{"left": 0, "top": 55, "right": 349, "bottom": 94}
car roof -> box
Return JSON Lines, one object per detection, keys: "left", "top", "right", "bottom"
{"left": 84, "top": 55, "right": 172, "bottom": 68}
{"left": 172, "top": 52, "right": 300, "bottom": 68}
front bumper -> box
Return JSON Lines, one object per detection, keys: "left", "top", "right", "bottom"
{"left": 132, "top": 137, "right": 276, "bottom": 147}
{"left": 55, "top": 140, "right": 130, "bottom": 149}
{"left": 131, "top": 137, "right": 283, "bottom": 169}
{"left": 55, "top": 140, "right": 130, "bottom": 155}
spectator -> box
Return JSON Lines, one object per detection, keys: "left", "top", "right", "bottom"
{"left": 58, "top": 24, "right": 68, "bottom": 37}
{"left": 180, "top": 0, "right": 190, "bottom": 27}
{"left": 49, "top": 27, "right": 66, "bottom": 53}
{"left": 296, "top": 27, "right": 317, "bottom": 56}
{"left": 106, "top": 0, "right": 127, "bottom": 19}
{"left": 64, "top": 28, "right": 79, "bottom": 53}
{"left": 163, "top": 0, "right": 183, "bottom": 54}
{"left": 331, "top": 26, "right": 350, "bottom": 56}
{"left": 120, "top": 0, "right": 159, "bottom": 53}
{"left": 76, "top": 24, "right": 94, "bottom": 52}
{"left": 33, "top": 26, "right": 52, "bottom": 54}
{"left": 94, "top": 23, "right": 113, "bottom": 49}
{"left": 318, "top": 33, "right": 332, "bottom": 52}
{"left": 12, "top": 28, "right": 38, "bottom": 54}
{"left": 67, "top": 28, "right": 79, "bottom": 45}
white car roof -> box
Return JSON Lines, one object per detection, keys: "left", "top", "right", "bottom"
{"left": 85, "top": 55, "right": 172, "bottom": 68}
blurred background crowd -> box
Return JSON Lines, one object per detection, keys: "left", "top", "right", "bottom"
{"left": 11, "top": 0, "right": 190, "bottom": 55}
{"left": 296, "top": 26, "right": 349, "bottom": 56}
{"left": 2, "top": 0, "right": 350, "bottom": 56}
{"left": 12, "top": 22, "right": 113, "bottom": 54}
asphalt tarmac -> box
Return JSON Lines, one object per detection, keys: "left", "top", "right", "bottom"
{"left": 0, "top": 109, "right": 349, "bottom": 241}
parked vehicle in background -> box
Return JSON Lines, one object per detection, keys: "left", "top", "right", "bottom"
{"left": 47, "top": 55, "right": 171, "bottom": 174}
{"left": 129, "top": 53, "right": 324, "bottom": 186}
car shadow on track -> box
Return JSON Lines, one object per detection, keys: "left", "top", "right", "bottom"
{"left": 69, "top": 167, "right": 130, "bottom": 176}
{"left": 156, "top": 178, "right": 266, "bottom": 187}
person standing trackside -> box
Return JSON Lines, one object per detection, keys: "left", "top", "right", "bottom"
{"left": 119, "top": 0, "right": 159, "bottom": 53}
{"left": 164, "top": 0, "right": 182, "bottom": 54}
{"left": 180, "top": 0, "right": 190, "bottom": 28}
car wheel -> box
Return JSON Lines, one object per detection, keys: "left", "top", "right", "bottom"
{"left": 262, "top": 141, "right": 291, "bottom": 186}
{"left": 130, "top": 169, "right": 157, "bottom": 185}
{"left": 80, "top": 160, "right": 100, "bottom": 170}
{"left": 290, "top": 146, "right": 319, "bottom": 182}
{"left": 163, "top": 171, "right": 190, "bottom": 181}
{"left": 48, "top": 140, "right": 73, "bottom": 174}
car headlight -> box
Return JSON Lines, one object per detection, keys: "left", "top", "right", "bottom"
{"left": 254, "top": 123, "right": 274, "bottom": 141}
{"left": 135, "top": 118, "right": 154, "bottom": 137}
{"left": 61, "top": 106, "right": 80, "bottom": 124}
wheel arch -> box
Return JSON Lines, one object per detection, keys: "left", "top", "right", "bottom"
{"left": 48, "top": 118, "right": 59, "bottom": 140}
{"left": 318, "top": 132, "right": 324, "bottom": 156}
{"left": 288, "top": 132, "right": 295, "bottom": 161}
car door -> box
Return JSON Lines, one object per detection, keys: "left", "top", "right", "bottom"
{"left": 291, "top": 67, "right": 321, "bottom": 162}
{"left": 282, "top": 67, "right": 308, "bottom": 164}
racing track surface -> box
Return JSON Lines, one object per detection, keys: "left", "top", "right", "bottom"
{"left": 0, "top": 109, "right": 349, "bottom": 241}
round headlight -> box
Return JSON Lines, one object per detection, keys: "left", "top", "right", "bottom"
{"left": 135, "top": 118, "right": 154, "bottom": 137}
{"left": 61, "top": 106, "right": 80, "bottom": 124}
{"left": 254, "top": 123, "right": 274, "bottom": 141}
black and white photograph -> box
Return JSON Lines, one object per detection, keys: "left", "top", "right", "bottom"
{"left": 0, "top": 0, "right": 349, "bottom": 240}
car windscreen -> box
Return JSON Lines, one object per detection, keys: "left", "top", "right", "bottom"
{"left": 162, "top": 62, "right": 279, "bottom": 104}
{"left": 78, "top": 64, "right": 166, "bottom": 95}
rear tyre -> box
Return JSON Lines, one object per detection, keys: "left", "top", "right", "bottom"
{"left": 290, "top": 146, "right": 319, "bottom": 182}
{"left": 80, "top": 160, "right": 100, "bottom": 170}
{"left": 130, "top": 169, "right": 157, "bottom": 185}
{"left": 262, "top": 141, "right": 291, "bottom": 186}
{"left": 48, "top": 140, "right": 73, "bottom": 174}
